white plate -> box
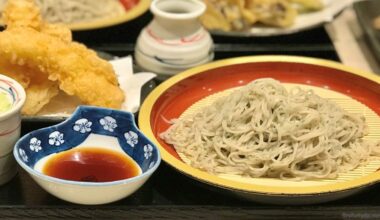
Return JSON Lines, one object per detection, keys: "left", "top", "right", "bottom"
{"left": 211, "top": 0, "right": 354, "bottom": 37}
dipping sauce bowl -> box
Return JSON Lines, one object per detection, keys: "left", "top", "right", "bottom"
{"left": 14, "top": 106, "right": 161, "bottom": 205}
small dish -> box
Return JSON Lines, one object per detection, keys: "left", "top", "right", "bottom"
{"left": 0, "top": 74, "right": 26, "bottom": 156}
{"left": 14, "top": 106, "right": 161, "bottom": 205}
{"left": 0, "top": 74, "right": 26, "bottom": 185}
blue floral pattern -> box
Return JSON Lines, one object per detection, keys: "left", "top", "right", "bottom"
{"left": 99, "top": 116, "right": 117, "bottom": 132}
{"left": 19, "top": 148, "right": 28, "bottom": 162}
{"left": 124, "top": 131, "right": 138, "bottom": 147}
{"left": 48, "top": 131, "right": 65, "bottom": 146}
{"left": 29, "top": 137, "right": 42, "bottom": 152}
{"left": 14, "top": 106, "right": 160, "bottom": 173}
{"left": 149, "top": 161, "right": 155, "bottom": 169}
{"left": 73, "top": 118, "right": 92, "bottom": 133}
{"left": 144, "top": 144, "right": 153, "bottom": 159}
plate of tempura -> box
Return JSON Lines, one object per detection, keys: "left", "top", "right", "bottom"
{"left": 0, "top": 0, "right": 155, "bottom": 121}
{"left": 201, "top": 0, "right": 354, "bottom": 36}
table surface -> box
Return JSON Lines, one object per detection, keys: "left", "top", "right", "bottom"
{"left": 4, "top": 11, "right": 380, "bottom": 220}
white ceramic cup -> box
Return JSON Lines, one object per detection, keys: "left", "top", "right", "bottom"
{"left": 0, "top": 74, "right": 26, "bottom": 184}
{"left": 135, "top": 0, "right": 214, "bottom": 78}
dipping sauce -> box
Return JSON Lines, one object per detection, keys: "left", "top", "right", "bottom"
{"left": 0, "top": 92, "right": 11, "bottom": 113}
{"left": 42, "top": 147, "right": 140, "bottom": 182}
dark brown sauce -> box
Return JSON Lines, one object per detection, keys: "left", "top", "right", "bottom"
{"left": 162, "top": 6, "right": 190, "bottom": 14}
{"left": 42, "top": 147, "right": 140, "bottom": 182}
{"left": 165, "top": 8, "right": 190, "bottom": 13}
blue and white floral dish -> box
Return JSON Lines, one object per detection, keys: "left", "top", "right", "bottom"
{"left": 14, "top": 105, "right": 161, "bottom": 205}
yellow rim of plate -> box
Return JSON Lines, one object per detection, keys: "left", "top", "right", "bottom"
{"left": 139, "top": 55, "right": 380, "bottom": 195}
{"left": 69, "top": 0, "right": 150, "bottom": 31}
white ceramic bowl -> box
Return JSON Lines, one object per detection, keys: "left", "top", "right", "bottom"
{"left": 0, "top": 74, "right": 26, "bottom": 184}
{"left": 0, "top": 153, "right": 17, "bottom": 185}
{"left": 14, "top": 106, "right": 161, "bottom": 205}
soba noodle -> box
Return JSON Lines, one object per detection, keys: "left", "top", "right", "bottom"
{"left": 160, "top": 78, "right": 380, "bottom": 180}
{"left": 0, "top": 0, "right": 125, "bottom": 24}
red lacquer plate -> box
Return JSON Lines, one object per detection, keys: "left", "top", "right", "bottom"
{"left": 138, "top": 56, "right": 380, "bottom": 204}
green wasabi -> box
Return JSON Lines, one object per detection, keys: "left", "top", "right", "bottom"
{"left": 0, "top": 92, "right": 12, "bottom": 113}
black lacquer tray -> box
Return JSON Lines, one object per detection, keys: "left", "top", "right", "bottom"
{"left": 5, "top": 11, "right": 379, "bottom": 220}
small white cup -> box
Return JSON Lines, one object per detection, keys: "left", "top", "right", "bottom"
{"left": 0, "top": 74, "right": 26, "bottom": 184}
{"left": 135, "top": 0, "right": 214, "bottom": 78}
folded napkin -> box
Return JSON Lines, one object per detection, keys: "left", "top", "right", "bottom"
{"left": 111, "top": 56, "right": 156, "bottom": 113}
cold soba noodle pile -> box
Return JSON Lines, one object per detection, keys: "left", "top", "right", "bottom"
{"left": 0, "top": 0, "right": 125, "bottom": 24}
{"left": 160, "top": 79, "right": 380, "bottom": 180}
